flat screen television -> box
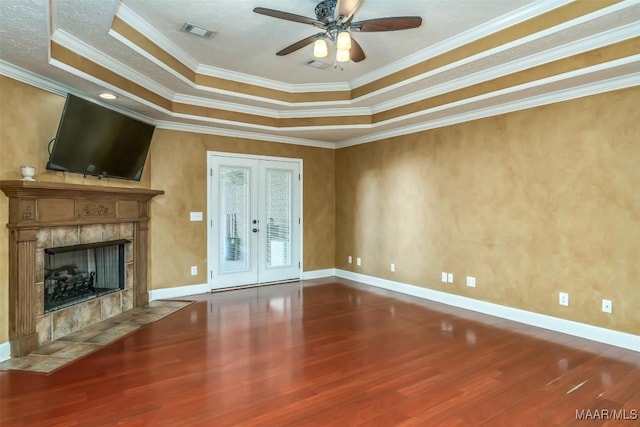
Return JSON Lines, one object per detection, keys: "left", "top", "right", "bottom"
{"left": 47, "top": 94, "right": 155, "bottom": 181}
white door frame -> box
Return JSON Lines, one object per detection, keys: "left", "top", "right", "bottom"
{"left": 207, "top": 151, "right": 303, "bottom": 290}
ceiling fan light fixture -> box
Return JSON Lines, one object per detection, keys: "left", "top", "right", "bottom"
{"left": 313, "top": 39, "right": 328, "bottom": 58}
{"left": 336, "top": 48, "right": 350, "bottom": 63}
{"left": 336, "top": 31, "right": 351, "bottom": 50}
{"left": 254, "top": 2, "right": 423, "bottom": 66}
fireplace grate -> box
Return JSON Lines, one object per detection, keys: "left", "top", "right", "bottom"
{"left": 44, "top": 239, "right": 129, "bottom": 313}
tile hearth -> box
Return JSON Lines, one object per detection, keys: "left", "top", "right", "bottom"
{"left": 0, "top": 300, "right": 192, "bottom": 374}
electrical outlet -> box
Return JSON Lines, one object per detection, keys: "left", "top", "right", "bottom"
{"left": 602, "top": 299, "right": 612, "bottom": 314}
{"left": 191, "top": 266, "right": 198, "bottom": 276}
{"left": 348, "top": 256, "right": 352, "bottom": 264}
{"left": 356, "top": 257, "right": 361, "bottom": 266}
{"left": 447, "top": 273, "right": 454, "bottom": 283}
{"left": 189, "top": 212, "right": 203, "bottom": 221}
{"left": 466, "top": 276, "right": 476, "bottom": 288}
{"left": 390, "top": 263, "right": 395, "bottom": 272}
{"left": 441, "top": 272, "right": 448, "bottom": 283}
{"left": 559, "top": 292, "right": 569, "bottom": 306}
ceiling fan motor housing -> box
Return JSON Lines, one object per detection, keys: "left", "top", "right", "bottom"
{"left": 315, "top": 0, "right": 337, "bottom": 23}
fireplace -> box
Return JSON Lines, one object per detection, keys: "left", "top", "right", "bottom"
{"left": 33, "top": 225, "right": 136, "bottom": 345}
{"left": 0, "top": 180, "right": 163, "bottom": 357}
{"left": 44, "top": 239, "right": 129, "bottom": 313}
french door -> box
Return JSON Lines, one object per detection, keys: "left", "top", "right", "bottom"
{"left": 208, "top": 153, "right": 301, "bottom": 289}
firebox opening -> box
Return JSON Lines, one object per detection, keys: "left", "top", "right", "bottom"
{"left": 44, "top": 239, "right": 130, "bottom": 313}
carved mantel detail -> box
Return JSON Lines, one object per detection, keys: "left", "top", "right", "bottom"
{"left": 0, "top": 180, "right": 163, "bottom": 357}
{"left": 22, "top": 202, "right": 34, "bottom": 221}
{"left": 76, "top": 201, "right": 115, "bottom": 219}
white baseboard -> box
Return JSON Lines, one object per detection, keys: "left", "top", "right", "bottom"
{"left": 148, "top": 283, "right": 209, "bottom": 301}
{"left": 302, "top": 268, "right": 337, "bottom": 280}
{"left": 0, "top": 341, "right": 10, "bottom": 362}
{"left": 148, "top": 271, "right": 337, "bottom": 301}
{"left": 335, "top": 269, "right": 640, "bottom": 353}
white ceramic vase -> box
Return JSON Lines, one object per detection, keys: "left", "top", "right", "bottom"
{"left": 20, "top": 165, "right": 36, "bottom": 181}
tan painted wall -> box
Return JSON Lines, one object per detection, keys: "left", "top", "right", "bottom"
{"left": 0, "top": 77, "right": 152, "bottom": 343}
{"left": 1, "top": 74, "right": 637, "bottom": 344}
{"left": 0, "top": 76, "right": 335, "bottom": 343}
{"left": 336, "top": 87, "right": 640, "bottom": 334}
{"left": 147, "top": 129, "right": 336, "bottom": 289}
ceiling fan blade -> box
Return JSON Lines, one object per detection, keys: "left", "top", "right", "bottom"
{"left": 351, "top": 17, "right": 423, "bottom": 32}
{"left": 253, "top": 7, "right": 323, "bottom": 26}
{"left": 335, "top": 0, "right": 365, "bottom": 22}
{"left": 349, "top": 37, "right": 366, "bottom": 63}
{"left": 276, "top": 33, "right": 325, "bottom": 56}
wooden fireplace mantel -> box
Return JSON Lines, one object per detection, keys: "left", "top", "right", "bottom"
{"left": 0, "top": 180, "right": 164, "bottom": 357}
{"left": 0, "top": 180, "right": 164, "bottom": 228}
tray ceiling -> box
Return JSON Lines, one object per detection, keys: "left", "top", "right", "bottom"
{"left": 1, "top": 0, "right": 639, "bottom": 148}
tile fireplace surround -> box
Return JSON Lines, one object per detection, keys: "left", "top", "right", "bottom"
{"left": 0, "top": 181, "right": 163, "bottom": 357}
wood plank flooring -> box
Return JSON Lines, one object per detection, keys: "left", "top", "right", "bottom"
{"left": 1, "top": 278, "right": 638, "bottom": 426}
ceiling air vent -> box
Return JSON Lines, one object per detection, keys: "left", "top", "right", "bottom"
{"left": 181, "top": 23, "right": 216, "bottom": 39}
{"left": 306, "top": 59, "right": 331, "bottom": 70}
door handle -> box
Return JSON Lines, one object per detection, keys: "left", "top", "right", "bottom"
{"left": 252, "top": 228, "right": 259, "bottom": 233}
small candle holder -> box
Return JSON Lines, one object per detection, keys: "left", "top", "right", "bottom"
{"left": 20, "top": 165, "right": 36, "bottom": 181}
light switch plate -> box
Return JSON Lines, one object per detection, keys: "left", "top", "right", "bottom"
{"left": 190, "top": 212, "right": 203, "bottom": 221}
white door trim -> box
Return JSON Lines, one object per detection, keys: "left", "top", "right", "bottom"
{"left": 207, "top": 151, "right": 303, "bottom": 290}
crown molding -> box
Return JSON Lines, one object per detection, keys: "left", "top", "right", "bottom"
{"left": 350, "top": 0, "right": 573, "bottom": 89}
{"left": 55, "top": 16, "right": 640, "bottom": 123}
{"left": 352, "top": 0, "right": 639, "bottom": 103}
{"left": 115, "top": 3, "right": 350, "bottom": 94}
{"left": 46, "top": 57, "right": 165, "bottom": 125}
{"left": 372, "top": 55, "right": 640, "bottom": 129}
{"left": 49, "top": 0, "right": 639, "bottom": 117}
{"left": 169, "top": 106, "right": 371, "bottom": 132}
{"left": 337, "top": 71, "right": 640, "bottom": 148}
{"left": 196, "top": 64, "right": 352, "bottom": 94}
{"left": 109, "top": 24, "right": 352, "bottom": 107}
{"left": 172, "top": 94, "right": 371, "bottom": 118}
{"left": 0, "top": 59, "right": 334, "bottom": 148}
{"left": 0, "top": 60, "right": 68, "bottom": 97}
{"left": 114, "top": 2, "right": 201, "bottom": 73}
{"left": 52, "top": 28, "right": 174, "bottom": 100}
{"left": 372, "top": 22, "right": 640, "bottom": 115}
{"left": 3, "top": 58, "right": 638, "bottom": 151}
{"left": 115, "top": 0, "right": 581, "bottom": 97}
{"left": 0, "top": 59, "right": 157, "bottom": 126}
{"left": 155, "top": 121, "right": 336, "bottom": 149}
{"left": 276, "top": 107, "right": 370, "bottom": 118}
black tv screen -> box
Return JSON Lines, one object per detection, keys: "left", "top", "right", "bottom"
{"left": 47, "top": 94, "right": 155, "bottom": 181}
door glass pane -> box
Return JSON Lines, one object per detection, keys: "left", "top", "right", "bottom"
{"left": 220, "top": 166, "right": 250, "bottom": 273}
{"left": 265, "top": 168, "right": 292, "bottom": 268}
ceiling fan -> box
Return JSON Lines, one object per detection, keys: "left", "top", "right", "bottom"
{"left": 253, "top": 0, "right": 422, "bottom": 63}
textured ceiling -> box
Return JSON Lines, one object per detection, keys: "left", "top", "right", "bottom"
{"left": 1, "top": 0, "right": 639, "bottom": 148}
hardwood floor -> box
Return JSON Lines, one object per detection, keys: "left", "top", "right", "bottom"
{"left": 1, "top": 278, "right": 638, "bottom": 426}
